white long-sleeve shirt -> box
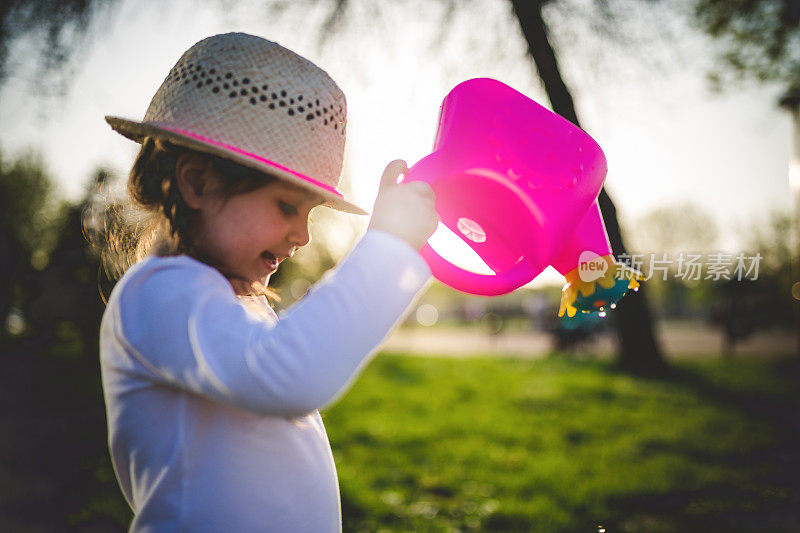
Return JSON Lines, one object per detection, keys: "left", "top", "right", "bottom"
{"left": 99, "top": 229, "right": 431, "bottom": 532}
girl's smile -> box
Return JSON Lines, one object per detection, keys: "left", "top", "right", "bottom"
{"left": 260, "top": 251, "right": 279, "bottom": 272}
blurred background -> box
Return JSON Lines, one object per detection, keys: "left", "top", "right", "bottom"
{"left": 0, "top": 0, "right": 798, "bottom": 531}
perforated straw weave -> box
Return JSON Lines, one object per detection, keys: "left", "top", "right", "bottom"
{"left": 106, "top": 32, "right": 367, "bottom": 215}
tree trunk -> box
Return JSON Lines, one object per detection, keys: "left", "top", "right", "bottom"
{"left": 511, "top": 0, "right": 666, "bottom": 373}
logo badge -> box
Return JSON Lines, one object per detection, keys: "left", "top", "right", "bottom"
{"left": 578, "top": 251, "right": 607, "bottom": 282}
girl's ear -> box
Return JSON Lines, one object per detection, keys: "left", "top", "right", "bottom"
{"left": 174, "top": 152, "right": 218, "bottom": 210}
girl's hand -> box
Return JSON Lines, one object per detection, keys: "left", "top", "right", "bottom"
{"left": 368, "top": 160, "right": 439, "bottom": 251}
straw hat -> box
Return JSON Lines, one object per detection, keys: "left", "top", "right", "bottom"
{"left": 106, "top": 32, "right": 367, "bottom": 215}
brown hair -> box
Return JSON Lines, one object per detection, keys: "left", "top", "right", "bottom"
{"left": 99, "top": 137, "right": 281, "bottom": 302}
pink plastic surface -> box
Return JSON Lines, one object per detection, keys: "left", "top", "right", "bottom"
{"left": 401, "top": 78, "right": 612, "bottom": 296}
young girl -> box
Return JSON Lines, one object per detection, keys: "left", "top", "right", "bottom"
{"left": 100, "top": 32, "right": 437, "bottom": 532}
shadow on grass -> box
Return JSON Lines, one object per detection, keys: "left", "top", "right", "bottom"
{"left": 595, "top": 356, "right": 800, "bottom": 533}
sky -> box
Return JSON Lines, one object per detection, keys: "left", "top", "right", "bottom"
{"left": 0, "top": 0, "right": 795, "bottom": 283}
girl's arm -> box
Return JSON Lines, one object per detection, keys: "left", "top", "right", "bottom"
{"left": 110, "top": 228, "right": 430, "bottom": 417}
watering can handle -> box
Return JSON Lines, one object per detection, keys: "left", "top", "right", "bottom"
{"left": 419, "top": 244, "right": 537, "bottom": 296}
{"left": 403, "top": 154, "right": 545, "bottom": 296}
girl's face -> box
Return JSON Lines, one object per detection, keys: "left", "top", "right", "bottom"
{"left": 194, "top": 176, "right": 325, "bottom": 294}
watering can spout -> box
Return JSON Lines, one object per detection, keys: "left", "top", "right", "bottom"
{"left": 552, "top": 202, "right": 645, "bottom": 317}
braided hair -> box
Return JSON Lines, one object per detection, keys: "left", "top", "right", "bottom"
{"left": 128, "top": 138, "right": 193, "bottom": 255}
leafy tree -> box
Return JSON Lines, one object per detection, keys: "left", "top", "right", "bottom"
{"left": 22, "top": 170, "right": 112, "bottom": 357}
{"left": 709, "top": 211, "right": 794, "bottom": 355}
{"left": 690, "top": 0, "right": 799, "bottom": 357}
{"left": 0, "top": 151, "right": 64, "bottom": 264}
{"left": 692, "top": 0, "right": 800, "bottom": 90}
{"left": 0, "top": 0, "right": 118, "bottom": 91}
{"left": 0, "top": 152, "right": 66, "bottom": 338}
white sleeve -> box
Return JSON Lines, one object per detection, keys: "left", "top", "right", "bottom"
{"left": 116, "top": 229, "right": 431, "bottom": 417}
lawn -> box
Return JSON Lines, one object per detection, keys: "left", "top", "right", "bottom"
{"left": 323, "top": 354, "right": 799, "bottom": 532}
{"left": 2, "top": 340, "right": 797, "bottom": 532}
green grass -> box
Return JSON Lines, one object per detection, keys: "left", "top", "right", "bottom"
{"left": 323, "top": 354, "right": 799, "bottom": 532}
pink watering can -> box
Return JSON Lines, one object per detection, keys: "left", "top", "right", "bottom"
{"left": 400, "top": 78, "right": 643, "bottom": 316}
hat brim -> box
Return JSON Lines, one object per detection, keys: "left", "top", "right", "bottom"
{"left": 105, "top": 116, "right": 369, "bottom": 216}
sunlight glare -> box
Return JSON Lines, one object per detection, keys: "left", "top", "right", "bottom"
{"left": 427, "top": 222, "right": 495, "bottom": 274}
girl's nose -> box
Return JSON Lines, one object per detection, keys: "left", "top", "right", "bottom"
{"left": 288, "top": 215, "right": 312, "bottom": 248}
